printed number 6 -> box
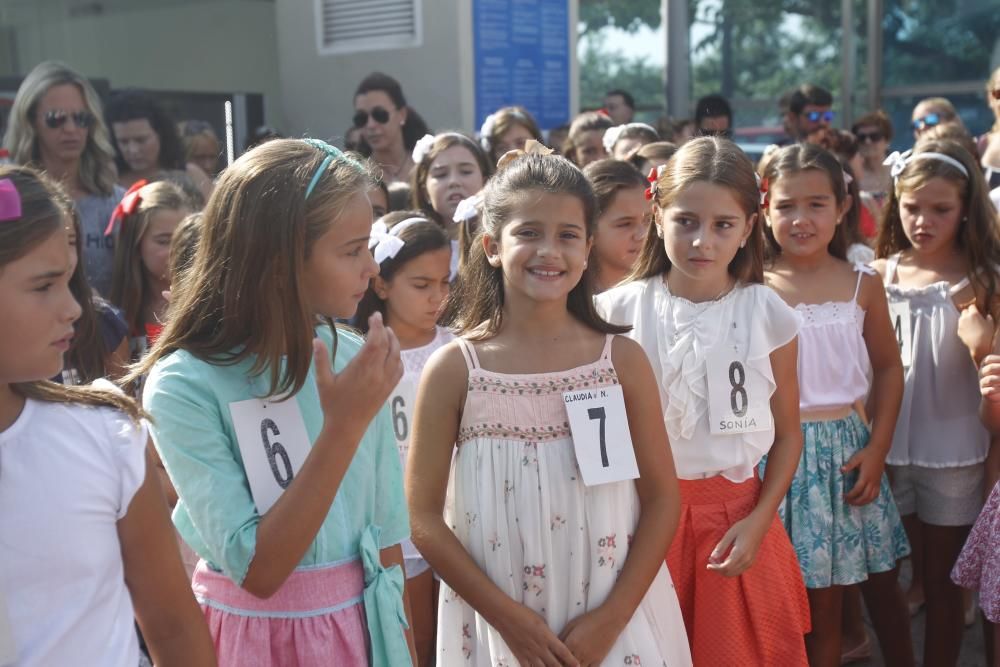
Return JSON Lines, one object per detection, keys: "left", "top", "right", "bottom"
{"left": 588, "top": 406, "right": 609, "bottom": 467}
{"left": 729, "top": 361, "right": 748, "bottom": 417}
{"left": 261, "top": 418, "right": 293, "bottom": 489}
{"left": 392, "top": 395, "right": 408, "bottom": 441}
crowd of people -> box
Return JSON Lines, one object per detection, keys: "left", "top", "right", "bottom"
{"left": 1, "top": 57, "right": 1000, "bottom": 667}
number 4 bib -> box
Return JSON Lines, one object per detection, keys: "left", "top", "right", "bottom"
{"left": 705, "top": 344, "right": 771, "bottom": 435}
{"left": 888, "top": 301, "right": 913, "bottom": 369}
{"left": 230, "top": 396, "right": 313, "bottom": 514}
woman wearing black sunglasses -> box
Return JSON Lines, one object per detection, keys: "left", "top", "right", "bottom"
{"left": 2, "top": 61, "right": 122, "bottom": 297}
{"left": 353, "top": 72, "right": 430, "bottom": 183}
{"left": 979, "top": 66, "right": 1000, "bottom": 192}
{"left": 851, "top": 110, "right": 894, "bottom": 210}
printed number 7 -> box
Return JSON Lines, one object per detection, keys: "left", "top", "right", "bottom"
{"left": 588, "top": 406, "right": 609, "bottom": 467}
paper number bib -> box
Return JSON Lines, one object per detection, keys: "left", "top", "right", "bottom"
{"left": 230, "top": 396, "right": 312, "bottom": 514}
{"left": 389, "top": 378, "right": 417, "bottom": 462}
{"left": 888, "top": 301, "right": 913, "bottom": 368}
{"left": 706, "top": 349, "right": 771, "bottom": 435}
{"left": 563, "top": 384, "right": 639, "bottom": 486}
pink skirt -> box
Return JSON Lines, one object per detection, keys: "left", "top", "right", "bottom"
{"left": 192, "top": 559, "right": 369, "bottom": 667}
{"left": 952, "top": 480, "right": 1000, "bottom": 623}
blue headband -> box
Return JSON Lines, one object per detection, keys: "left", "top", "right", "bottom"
{"left": 303, "top": 138, "right": 363, "bottom": 199}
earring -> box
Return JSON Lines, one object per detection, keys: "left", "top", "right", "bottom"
{"left": 655, "top": 226, "right": 663, "bottom": 239}
{"left": 740, "top": 239, "right": 747, "bottom": 248}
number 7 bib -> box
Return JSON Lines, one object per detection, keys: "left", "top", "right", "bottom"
{"left": 230, "top": 396, "right": 313, "bottom": 514}
{"left": 705, "top": 346, "right": 771, "bottom": 435}
{"left": 563, "top": 384, "right": 639, "bottom": 486}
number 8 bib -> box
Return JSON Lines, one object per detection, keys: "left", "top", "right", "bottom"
{"left": 705, "top": 345, "right": 772, "bottom": 435}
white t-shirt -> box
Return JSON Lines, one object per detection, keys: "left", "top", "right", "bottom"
{"left": 0, "top": 390, "right": 147, "bottom": 667}
{"left": 596, "top": 278, "right": 799, "bottom": 482}
{"left": 395, "top": 326, "right": 454, "bottom": 577}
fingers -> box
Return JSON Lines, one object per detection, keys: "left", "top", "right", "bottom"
{"left": 312, "top": 338, "right": 334, "bottom": 386}
{"left": 709, "top": 526, "right": 737, "bottom": 565}
{"left": 840, "top": 454, "right": 862, "bottom": 473}
{"left": 549, "top": 638, "right": 579, "bottom": 667}
{"left": 384, "top": 325, "right": 403, "bottom": 383}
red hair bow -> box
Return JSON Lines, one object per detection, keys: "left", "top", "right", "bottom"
{"left": 645, "top": 166, "right": 663, "bottom": 201}
{"left": 104, "top": 179, "right": 149, "bottom": 236}
{"left": 758, "top": 177, "right": 769, "bottom": 207}
{"left": 597, "top": 108, "right": 611, "bottom": 118}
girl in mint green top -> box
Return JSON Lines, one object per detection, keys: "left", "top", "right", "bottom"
{"left": 134, "top": 138, "right": 414, "bottom": 666}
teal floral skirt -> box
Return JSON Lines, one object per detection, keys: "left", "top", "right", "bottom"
{"left": 760, "top": 412, "right": 910, "bottom": 588}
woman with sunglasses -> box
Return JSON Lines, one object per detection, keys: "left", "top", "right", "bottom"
{"left": 910, "top": 97, "right": 960, "bottom": 140}
{"left": 353, "top": 72, "right": 431, "bottom": 184}
{"left": 3, "top": 61, "right": 123, "bottom": 297}
{"left": 978, "top": 66, "right": 1000, "bottom": 192}
{"left": 851, "top": 110, "right": 894, "bottom": 211}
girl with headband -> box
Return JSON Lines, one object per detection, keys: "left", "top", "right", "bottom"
{"left": 132, "top": 139, "right": 416, "bottom": 665}
{"left": 873, "top": 139, "right": 1000, "bottom": 666}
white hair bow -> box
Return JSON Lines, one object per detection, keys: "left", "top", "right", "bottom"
{"left": 883, "top": 150, "right": 911, "bottom": 180}
{"left": 603, "top": 125, "right": 626, "bottom": 153}
{"left": 479, "top": 113, "right": 497, "bottom": 151}
{"left": 369, "top": 220, "right": 405, "bottom": 264}
{"left": 453, "top": 193, "right": 483, "bottom": 223}
{"left": 411, "top": 134, "right": 436, "bottom": 165}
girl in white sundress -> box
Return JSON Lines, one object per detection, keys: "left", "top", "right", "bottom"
{"left": 406, "top": 143, "right": 692, "bottom": 666}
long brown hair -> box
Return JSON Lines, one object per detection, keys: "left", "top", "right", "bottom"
{"left": 0, "top": 165, "right": 142, "bottom": 420}
{"left": 629, "top": 136, "right": 765, "bottom": 283}
{"left": 410, "top": 132, "right": 492, "bottom": 225}
{"left": 481, "top": 107, "right": 544, "bottom": 163}
{"left": 761, "top": 142, "right": 850, "bottom": 261}
{"left": 876, "top": 139, "right": 1000, "bottom": 311}
{"left": 127, "top": 139, "right": 376, "bottom": 397}
{"left": 66, "top": 209, "right": 114, "bottom": 383}
{"left": 446, "top": 151, "right": 630, "bottom": 339}
{"left": 108, "top": 180, "right": 191, "bottom": 334}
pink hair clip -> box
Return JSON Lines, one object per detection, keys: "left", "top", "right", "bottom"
{"left": 0, "top": 178, "right": 22, "bottom": 221}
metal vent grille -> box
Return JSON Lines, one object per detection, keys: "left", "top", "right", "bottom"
{"left": 316, "top": 0, "right": 422, "bottom": 54}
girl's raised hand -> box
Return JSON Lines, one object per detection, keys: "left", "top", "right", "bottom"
{"left": 313, "top": 312, "right": 403, "bottom": 434}
{"left": 495, "top": 602, "right": 579, "bottom": 667}
{"left": 707, "top": 511, "right": 771, "bottom": 577}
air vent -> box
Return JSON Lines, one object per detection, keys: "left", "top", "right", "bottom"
{"left": 316, "top": 0, "right": 422, "bottom": 55}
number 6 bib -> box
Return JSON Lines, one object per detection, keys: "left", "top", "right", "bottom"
{"left": 705, "top": 344, "right": 772, "bottom": 435}
{"left": 230, "top": 396, "right": 313, "bottom": 514}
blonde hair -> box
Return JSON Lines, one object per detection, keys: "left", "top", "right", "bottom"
{"left": 629, "top": 137, "right": 764, "bottom": 284}
{"left": 3, "top": 61, "right": 118, "bottom": 197}
{"left": 128, "top": 139, "right": 376, "bottom": 397}
{"left": 109, "top": 181, "right": 191, "bottom": 333}
{"left": 988, "top": 66, "right": 1000, "bottom": 133}
{"left": 0, "top": 165, "right": 142, "bottom": 420}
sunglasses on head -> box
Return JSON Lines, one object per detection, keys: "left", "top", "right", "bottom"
{"left": 352, "top": 107, "right": 391, "bottom": 128}
{"left": 854, "top": 130, "right": 883, "bottom": 143}
{"left": 911, "top": 113, "right": 940, "bottom": 131}
{"left": 43, "top": 109, "right": 94, "bottom": 130}
{"left": 804, "top": 110, "right": 834, "bottom": 123}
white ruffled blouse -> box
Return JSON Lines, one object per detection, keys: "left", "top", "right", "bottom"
{"left": 596, "top": 277, "right": 800, "bottom": 482}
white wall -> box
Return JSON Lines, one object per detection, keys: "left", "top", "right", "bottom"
{"left": 0, "top": 0, "right": 283, "bottom": 125}
{"left": 274, "top": 0, "right": 473, "bottom": 142}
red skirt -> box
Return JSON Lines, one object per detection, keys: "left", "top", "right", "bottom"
{"left": 667, "top": 474, "right": 810, "bottom": 666}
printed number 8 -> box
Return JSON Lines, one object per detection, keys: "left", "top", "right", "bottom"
{"left": 729, "top": 361, "right": 748, "bottom": 417}
{"left": 392, "top": 395, "right": 408, "bottom": 442}
{"left": 261, "top": 418, "right": 293, "bottom": 489}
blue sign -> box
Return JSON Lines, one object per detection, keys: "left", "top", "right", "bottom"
{"left": 473, "top": 0, "right": 571, "bottom": 131}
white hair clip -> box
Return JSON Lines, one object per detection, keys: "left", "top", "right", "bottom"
{"left": 411, "top": 134, "right": 436, "bottom": 165}
{"left": 369, "top": 217, "right": 427, "bottom": 264}
{"left": 453, "top": 193, "right": 483, "bottom": 224}
{"left": 883, "top": 149, "right": 969, "bottom": 182}
{"left": 603, "top": 125, "right": 626, "bottom": 153}
{"left": 479, "top": 113, "right": 497, "bottom": 151}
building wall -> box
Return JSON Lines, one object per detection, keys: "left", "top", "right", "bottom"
{"left": 0, "top": 0, "right": 282, "bottom": 125}
{"left": 274, "top": 0, "right": 475, "bottom": 142}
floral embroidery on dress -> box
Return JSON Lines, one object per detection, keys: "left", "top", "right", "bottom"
{"left": 598, "top": 533, "right": 618, "bottom": 568}
{"left": 551, "top": 514, "right": 566, "bottom": 531}
{"left": 467, "top": 368, "right": 619, "bottom": 397}
{"left": 522, "top": 564, "right": 547, "bottom": 596}
{"left": 458, "top": 422, "right": 570, "bottom": 445}
{"left": 623, "top": 655, "right": 642, "bottom": 665}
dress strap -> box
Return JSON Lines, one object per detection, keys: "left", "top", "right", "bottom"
{"left": 600, "top": 334, "right": 615, "bottom": 361}
{"left": 949, "top": 276, "right": 971, "bottom": 296}
{"left": 851, "top": 263, "right": 874, "bottom": 302}
{"left": 883, "top": 253, "right": 901, "bottom": 287}
{"left": 456, "top": 338, "right": 480, "bottom": 370}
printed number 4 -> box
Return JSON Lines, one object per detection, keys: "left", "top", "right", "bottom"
{"left": 261, "top": 418, "right": 293, "bottom": 489}
{"left": 588, "top": 406, "right": 609, "bottom": 467}
{"left": 893, "top": 314, "right": 904, "bottom": 350}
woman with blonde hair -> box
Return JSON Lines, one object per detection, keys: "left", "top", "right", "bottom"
{"left": 3, "top": 60, "right": 123, "bottom": 296}
{"left": 978, "top": 66, "right": 1000, "bottom": 191}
